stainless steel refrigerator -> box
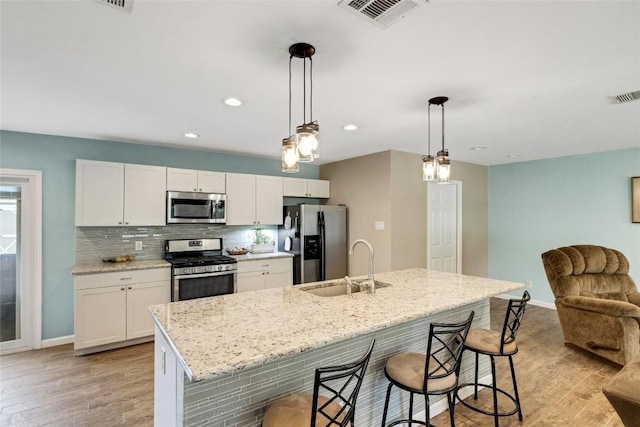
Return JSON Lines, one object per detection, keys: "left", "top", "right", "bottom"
{"left": 278, "top": 204, "right": 347, "bottom": 285}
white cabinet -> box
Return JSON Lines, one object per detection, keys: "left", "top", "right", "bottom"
{"left": 226, "top": 173, "right": 283, "bottom": 225}
{"left": 154, "top": 327, "right": 179, "bottom": 425}
{"left": 74, "top": 268, "right": 170, "bottom": 354}
{"left": 167, "top": 168, "right": 225, "bottom": 193}
{"left": 75, "top": 159, "right": 167, "bottom": 226}
{"left": 237, "top": 257, "right": 293, "bottom": 293}
{"left": 283, "top": 178, "right": 330, "bottom": 198}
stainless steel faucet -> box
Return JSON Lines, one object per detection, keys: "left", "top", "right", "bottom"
{"left": 348, "top": 239, "right": 375, "bottom": 294}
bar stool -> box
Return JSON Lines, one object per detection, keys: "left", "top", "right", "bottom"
{"left": 262, "top": 339, "right": 375, "bottom": 427}
{"left": 455, "top": 291, "right": 530, "bottom": 427}
{"left": 381, "top": 311, "right": 475, "bottom": 427}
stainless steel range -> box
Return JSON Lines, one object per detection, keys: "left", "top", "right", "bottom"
{"left": 164, "top": 238, "right": 237, "bottom": 301}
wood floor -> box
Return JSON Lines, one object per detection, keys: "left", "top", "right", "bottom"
{"left": 0, "top": 299, "right": 626, "bottom": 427}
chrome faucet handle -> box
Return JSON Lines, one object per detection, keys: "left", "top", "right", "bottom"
{"left": 344, "top": 276, "right": 353, "bottom": 295}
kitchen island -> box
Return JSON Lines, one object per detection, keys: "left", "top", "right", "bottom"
{"left": 149, "top": 268, "right": 523, "bottom": 427}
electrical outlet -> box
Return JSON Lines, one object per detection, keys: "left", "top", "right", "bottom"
{"left": 375, "top": 221, "right": 385, "bottom": 231}
{"left": 526, "top": 280, "right": 532, "bottom": 288}
{"left": 135, "top": 241, "right": 143, "bottom": 251}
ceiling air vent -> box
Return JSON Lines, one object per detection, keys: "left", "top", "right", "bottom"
{"left": 338, "top": 0, "right": 428, "bottom": 29}
{"left": 93, "top": 0, "right": 133, "bottom": 13}
{"left": 614, "top": 90, "right": 640, "bottom": 104}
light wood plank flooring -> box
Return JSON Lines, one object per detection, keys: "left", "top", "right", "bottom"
{"left": 0, "top": 299, "right": 626, "bottom": 426}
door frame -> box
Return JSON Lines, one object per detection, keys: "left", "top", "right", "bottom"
{"left": 0, "top": 168, "right": 42, "bottom": 354}
{"left": 426, "top": 180, "right": 462, "bottom": 273}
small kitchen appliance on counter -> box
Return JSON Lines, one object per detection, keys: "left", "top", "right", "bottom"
{"left": 164, "top": 238, "right": 237, "bottom": 301}
{"left": 277, "top": 204, "right": 347, "bottom": 285}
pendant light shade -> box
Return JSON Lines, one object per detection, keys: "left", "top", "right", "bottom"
{"left": 281, "top": 42, "right": 320, "bottom": 172}
{"left": 423, "top": 96, "right": 451, "bottom": 184}
{"left": 281, "top": 136, "right": 299, "bottom": 173}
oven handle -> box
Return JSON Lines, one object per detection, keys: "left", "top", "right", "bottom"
{"left": 173, "top": 271, "right": 236, "bottom": 280}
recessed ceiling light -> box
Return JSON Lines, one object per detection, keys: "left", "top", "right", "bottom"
{"left": 224, "top": 98, "right": 242, "bottom": 107}
{"left": 343, "top": 124, "right": 358, "bottom": 131}
{"left": 471, "top": 146, "right": 488, "bottom": 151}
{"left": 507, "top": 154, "right": 521, "bottom": 158}
{"left": 184, "top": 132, "right": 199, "bottom": 138}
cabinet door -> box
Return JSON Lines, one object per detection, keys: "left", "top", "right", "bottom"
{"left": 75, "top": 286, "right": 127, "bottom": 349}
{"left": 166, "top": 167, "right": 198, "bottom": 192}
{"left": 256, "top": 175, "right": 283, "bottom": 225}
{"left": 126, "top": 281, "right": 170, "bottom": 340}
{"left": 75, "top": 160, "right": 124, "bottom": 226}
{"left": 265, "top": 258, "right": 293, "bottom": 288}
{"left": 124, "top": 164, "right": 167, "bottom": 226}
{"left": 197, "top": 171, "right": 226, "bottom": 193}
{"left": 154, "top": 328, "right": 179, "bottom": 425}
{"left": 307, "top": 179, "right": 330, "bottom": 198}
{"left": 283, "top": 178, "right": 308, "bottom": 197}
{"left": 226, "top": 173, "right": 256, "bottom": 225}
{"left": 237, "top": 271, "right": 266, "bottom": 293}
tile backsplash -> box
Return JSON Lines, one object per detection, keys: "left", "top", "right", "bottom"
{"left": 75, "top": 224, "right": 277, "bottom": 263}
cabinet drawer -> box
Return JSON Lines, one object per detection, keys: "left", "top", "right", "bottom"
{"left": 236, "top": 257, "right": 292, "bottom": 274}
{"left": 75, "top": 268, "right": 170, "bottom": 290}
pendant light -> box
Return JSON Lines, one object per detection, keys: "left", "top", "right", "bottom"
{"left": 281, "top": 48, "right": 299, "bottom": 173}
{"left": 424, "top": 96, "right": 451, "bottom": 184}
{"left": 422, "top": 100, "right": 437, "bottom": 181}
{"left": 290, "top": 42, "right": 319, "bottom": 163}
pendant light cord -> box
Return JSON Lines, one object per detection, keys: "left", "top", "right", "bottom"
{"left": 310, "top": 57, "right": 313, "bottom": 123}
{"left": 427, "top": 103, "right": 431, "bottom": 155}
{"left": 288, "top": 55, "right": 292, "bottom": 135}
{"left": 302, "top": 55, "right": 307, "bottom": 124}
{"left": 441, "top": 103, "right": 445, "bottom": 151}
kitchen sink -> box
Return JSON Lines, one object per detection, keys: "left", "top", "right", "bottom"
{"left": 302, "top": 280, "right": 391, "bottom": 297}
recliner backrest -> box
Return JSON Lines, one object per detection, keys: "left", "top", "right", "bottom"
{"left": 541, "top": 245, "right": 637, "bottom": 298}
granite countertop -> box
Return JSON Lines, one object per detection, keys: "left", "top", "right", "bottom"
{"left": 149, "top": 268, "right": 524, "bottom": 382}
{"left": 71, "top": 259, "right": 171, "bottom": 275}
{"left": 230, "top": 251, "right": 294, "bottom": 261}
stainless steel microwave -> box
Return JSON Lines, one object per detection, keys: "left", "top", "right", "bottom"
{"left": 166, "top": 191, "right": 226, "bottom": 224}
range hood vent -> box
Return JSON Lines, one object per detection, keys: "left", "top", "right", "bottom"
{"left": 93, "top": 0, "right": 133, "bottom": 13}
{"left": 614, "top": 90, "right": 640, "bottom": 104}
{"left": 338, "top": 0, "right": 428, "bottom": 29}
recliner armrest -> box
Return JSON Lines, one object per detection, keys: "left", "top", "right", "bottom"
{"left": 627, "top": 292, "right": 640, "bottom": 308}
{"left": 562, "top": 295, "right": 640, "bottom": 319}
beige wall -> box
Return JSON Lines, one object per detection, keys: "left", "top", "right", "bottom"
{"left": 450, "top": 160, "right": 489, "bottom": 277}
{"left": 320, "top": 152, "right": 392, "bottom": 276}
{"left": 321, "top": 150, "right": 488, "bottom": 278}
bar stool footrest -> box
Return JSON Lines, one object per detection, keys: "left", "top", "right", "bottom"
{"left": 456, "top": 382, "right": 520, "bottom": 418}
{"left": 386, "top": 420, "right": 434, "bottom": 427}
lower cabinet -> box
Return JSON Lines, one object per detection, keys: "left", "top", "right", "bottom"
{"left": 237, "top": 257, "right": 293, "bottom": 293}
{"left": 74, "top": 268, "right": 170, "bottom": 354}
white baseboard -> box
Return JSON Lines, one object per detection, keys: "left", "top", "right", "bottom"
{"left": 494, "top": 294, "right": 556, "bottom": 310}
{"left": 403, "top": 374, "right": 493, "bottom": 425}
{"left": 41, "top": 335, "right": 74, "bottom": 348}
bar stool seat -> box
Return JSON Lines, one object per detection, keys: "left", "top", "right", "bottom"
{"left": 385, "top": 353, "right": 457, "bottom": 393}
{"left": 262, "top": 394, "right": 345, "bottom": 427}
{"left": 455, "top": 291, "right": 530, "bottom": 427}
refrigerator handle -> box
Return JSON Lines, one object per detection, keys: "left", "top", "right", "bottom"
{"left": 319, "top": 211, "right": 326, "bottom": 281}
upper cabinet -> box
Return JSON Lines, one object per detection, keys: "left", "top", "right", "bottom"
{"left": 166, "top": 168, "right": 225, "bottom": 193}
{"left": 226, "top": 173, "right": 283, "bottom": 225}
{"left": 283, "top": 178, "right": 330, "bottom": 198}
{"left": 76, "top": 160, "right": 167, "bottom": 226}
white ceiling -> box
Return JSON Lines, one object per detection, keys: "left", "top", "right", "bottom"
{"left": 1, "top": 0, "right": 639, "bottom": 166}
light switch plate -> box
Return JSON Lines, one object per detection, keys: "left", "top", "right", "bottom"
{"left": 375, "top": 221, "right": 385, "bottom": 231}
{"left": 135, "top": 241, "right": 143, "bottom": 251}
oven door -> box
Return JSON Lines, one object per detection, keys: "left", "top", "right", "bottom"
{"left": 173, "top": 271, "right": 236, "bottom": 301}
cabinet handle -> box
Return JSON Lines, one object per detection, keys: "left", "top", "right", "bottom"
{"left": 162, "top": 349, "right": 166, "bottom": 375}
{"left": 120, "top": 287, "right": 125, "bottom": 291}
{"left": 199, "top": 188, "right": 202, "bottom": 191}
{"left": 120, "top": 277, "right": 132, "bottom": 281}
{"left": 128, "top": 286, "right": 132, "bottom": 290}
{"left": 125, "top": 222, "right": 129, "bottom": 225}
{"left": 194, "top": 188, "right": 197, "bottom": 191}
{"left": 118, "top": 221, "right": 123, "bottom": 225}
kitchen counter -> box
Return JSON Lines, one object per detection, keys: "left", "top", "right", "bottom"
{"left": 150, "top": 268, "right": 523, "bottom": 426}
{"left": 229, "top": 251, "right": 294, "bottom": 261}
{"left": 150, "top": 268, "right": 522, "bottom": 382}
{"left": 71, "top": 259, "right": 170, "bottom": 275}
{"left": 150, "top": 268, "right": 524, "bottom": 426}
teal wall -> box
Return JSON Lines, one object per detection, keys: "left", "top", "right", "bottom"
{"left": 489, "top": 148, "right": 640, "bottom": 305}
{"left": 0, "top": 130, "right": 319, "bottom": 340}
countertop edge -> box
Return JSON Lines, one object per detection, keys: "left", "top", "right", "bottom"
{"left": 71, "top": 260, "right": 171, "bottom": 275}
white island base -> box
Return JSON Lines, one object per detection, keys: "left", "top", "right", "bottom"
{"left": 151, "top": 269, "right": 523, "bottom": 427}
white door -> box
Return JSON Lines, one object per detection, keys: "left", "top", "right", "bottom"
{"left": 255, "top": 175, "right": 283, "bottom": 225}
{"left": 427, "top": 182, "right": 461, "bottom": 273}
{"left": 226, "top": 173, "right": 256, "bottom": 225}
{"left": 0, "top": 169, "right": 42, "bottom": 354}
{"left": 126, "top": 281, "right": 170, "bottom": 339}
{"left": 123, "top": 164, "right": 167, "bottom": 226}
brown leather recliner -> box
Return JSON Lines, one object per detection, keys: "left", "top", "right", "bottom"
{"left": 541, "top": 245, "right": 640, "bottom": 366}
